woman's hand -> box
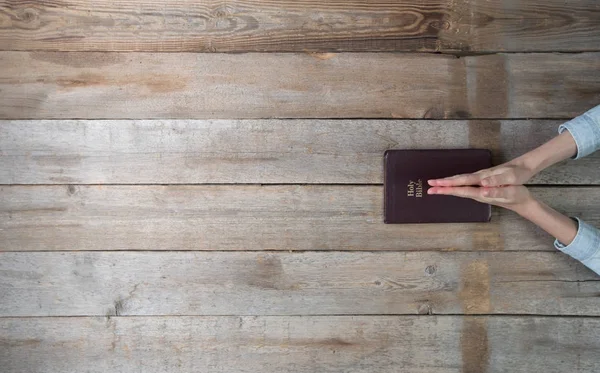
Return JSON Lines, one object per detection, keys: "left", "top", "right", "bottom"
{"left": 427, "top": 185, "right": 534, "bottom": 211}
{"left": 427, "top": 159, "right": 535, "bottom": 187}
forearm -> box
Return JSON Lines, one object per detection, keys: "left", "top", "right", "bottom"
{"left": 515, "top": 131, "right": 577, "bottom": 175}
{"left": 512, "top": 198, "right": 578, "bottom": 245}
{"left": 512, "top": 104, "right": 600, "bottom": 175}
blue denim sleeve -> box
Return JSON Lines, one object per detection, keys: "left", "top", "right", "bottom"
{"left": 554, "top": 105, "right": 600, "bottom": 275}
{"left": 555, "top": 219, "right": 600, "bottom": 276}
{"left": 558, "top": 104, "right": 600, "bottom": 159}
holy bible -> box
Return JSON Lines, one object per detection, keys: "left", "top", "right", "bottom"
{"left": 384, "top": 149, "right": 492, "bottom": 224}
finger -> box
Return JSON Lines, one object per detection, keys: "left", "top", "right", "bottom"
{"left": 428, "top": 173, "right": 483, "bottom": 187}
{"left": 481, "top": 187, "right": 514, "bottom": 202}
{"left": 428, "top": 186, "right": 483, "bottom": 200}
{"left": 481, "top": 173, "right": 515, "bottom": 187}
{"left": 481, "top": 187, "right": 499, "bottom": 198}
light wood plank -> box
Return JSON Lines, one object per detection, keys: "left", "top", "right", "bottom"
{"left": 1, "top": 52, "right": 599, "bottom": 119}
{"left": 1, "top": 0, "right": 598, "bottom": 52}
{"left": 1, "top": 316, "right": 599, "bottom": 373}
{"left": 1, "top": 251, "right": 598, "bottom": 317}
{"left": 1, "top": 185, "right": 598, "bottom": 252}
{"left": 2, "top": 119, "right": 598, "bottom": 185}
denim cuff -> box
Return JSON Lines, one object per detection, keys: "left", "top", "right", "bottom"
{"left": 554, "top": 218, "right": 600, "bottom": 262}
{"left": 558, "top": 105, "right": 600, "bottom": 159}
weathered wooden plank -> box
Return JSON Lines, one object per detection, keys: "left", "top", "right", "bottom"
{"left": 1, "top": 251, "right": 598, "bottom": 317}
{"left": 1, "top": 185, "right": 598, "bottom": 252}
{"left": 2, "top": 119, "right": 598, "bottom": 185}
{"left": 1, "top": 316, "right": 599, "bottom": 373}
{"left": 1, "top": 52, "right": 599, "bottom": 119}
{"left": 1, "top": 0, "right": 599, "bottom": 52}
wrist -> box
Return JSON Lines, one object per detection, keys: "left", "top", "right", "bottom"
{"left": 514, "top": 152, "right": 543, "bottom": 176}
{"left": 510, "top": 195, "right": 539, "bottom": 216}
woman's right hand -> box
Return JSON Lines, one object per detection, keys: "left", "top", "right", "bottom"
{"left": 428, "top": 158, "right": 535, "bottom": 187}
{"left": 428, "top": 185, "right": 534, "bottom": 212}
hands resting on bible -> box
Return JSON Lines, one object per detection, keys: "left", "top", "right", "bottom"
{"left": 427, "top": 130, "right": 581, "bottom": 247}
{"left": 427, "top": 160, "right": 534, "bottom": 211}
{"left": 427, "top": 104, "right": 600, "bottom": 276}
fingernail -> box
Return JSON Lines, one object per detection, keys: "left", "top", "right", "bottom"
{"left": 428, "top": 189, "right": 435, "bottom": 195}
{"left": 481, "top": 180, "right": 489, "bottom": 186}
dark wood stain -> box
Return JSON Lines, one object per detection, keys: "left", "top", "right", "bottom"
{"left": 0, "top": 269, "right": 43, "bottom": 280}
{"left": 422, "top": 106, "right": 446, "bottom": 119}
{"left": 470, "top": 222, "right": 505, "bottom": 251}
{"left": 469, "top": 55, "right": 509, "bottom": 118}
{"left": 468, "top": 121, "right": 502, "bottom": 160}
{"left": 569, "top": 86, "right": 600, "bottom": 103}
{"left": 0, "top": 338, "right": 42, "bottom": 347}
{"left": 113, "top": 299, "right": 125, "bottom": 317}
{"left": 453, "top": 110, "right": 472, "bottom": 119}
{"left": 466, "top": 120, "right": 508, "bottom": 258}
{"left": 55, "top": 72, "right": 187, "bottom": 93}
{"left": 31, "top": 52, "right": 125, "bottom": 68}
{"left": 461, "top": 317, "right": 490, "bottom": 373}
{"left": 446, "top": 54, "right": 469, "bottom": 119}
{"left": 6, "top": 223, "right": 82, "bottom": 229}
{"left": 32, "top": 155, "right": 83, "bottom": 167}
{"left": 40, "top": 35, "right": 86, "bottom": 42}
{"left": 3, "top": 207, "right": 67, "bottom": 214}
{"left": 55, "top": 73, "right": 107, "bottom": 89}
{"left": 244, "top": 255, "right": 286, "bottom": 290}
{"left": 67, "top": 185, "right": 77, "bottom": 196}
{"left": 562, "top": 291, "right": 600, "bottom": 298}
{"left": 261, "top": 337, "right": 358, "bottom": 348}
{"left": 308, "top": 338, "right": 356, "bottom": 348}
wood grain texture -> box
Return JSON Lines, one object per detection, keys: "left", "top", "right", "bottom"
{"left": 1, "top": 316, "right": 599, "bottom": 373}
{"left": 1, "top": 52, "right": 599, "bottom": 119}
{"left": 2, "top": 119, "right": 599, "bottom": 185}
{"left": 1, "top": 251, "right": 599, "bottom": 317}
{"left": 1, "top": 185, "right": 599, "bottom": 252}
{"left": 1, "top": 0, "right": 599, "bottom": 52}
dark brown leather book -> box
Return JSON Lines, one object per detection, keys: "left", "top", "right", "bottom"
{"left": 384, "top": 149, "right": 492, "bottom": 224}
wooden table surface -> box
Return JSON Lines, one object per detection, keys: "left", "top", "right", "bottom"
{"left": 1, "top": 1, "right": 599, "bottom": 372}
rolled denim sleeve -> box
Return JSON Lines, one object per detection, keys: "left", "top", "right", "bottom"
{"left": 555, "top": 218, "right": 600, "bottom": 275}
{"left": 554, "top": 105, "right": 600, "bottom": 275}
{"left": 558, "top": 104, "right": 600, "bottom": 159}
